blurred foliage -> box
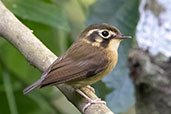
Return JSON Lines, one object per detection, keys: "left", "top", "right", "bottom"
{"left": 0, "top": 0, "right": 139, "bottom": 114}
{"left": 3, "top": 0, "right": 69, "bottom": 31}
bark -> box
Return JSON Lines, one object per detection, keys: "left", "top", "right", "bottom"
{"left": 0, "top": 1, "right": 114, "bottom": 114}
{"left": 129, "top": 48, "right": 171, "bottom": 114}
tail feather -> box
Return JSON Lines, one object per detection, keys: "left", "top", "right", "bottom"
{"left": 23, "top": 79, "right": 42, "bottom": 94}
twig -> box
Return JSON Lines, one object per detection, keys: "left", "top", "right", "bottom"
{"left": 0, "top": 1, "right": 114, "bottom": 114}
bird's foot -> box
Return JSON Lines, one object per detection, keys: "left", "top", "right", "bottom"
{"left": 76, "top": 89, "right": 106, "bottom": 113}
{"left": 85, "top": 85, "right": 95, "bottom": 93}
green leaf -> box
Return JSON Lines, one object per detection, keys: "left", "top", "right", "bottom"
{"left": 88, "top": 0, "right": 140, "bottom": 113}
{"left": 3, "top": 72, "right": 18, "bottom": 114}
{"left": 0, "top": 39, "right": 41, "bottom": 83}
{"left": 0, "top": 92, "right": 11, "bottom": 114}
{"left": 0, "top": 70, "right": 63, "bottom": 114}
{"left": 2, "top": 0, "right": 69, "bottom": 31}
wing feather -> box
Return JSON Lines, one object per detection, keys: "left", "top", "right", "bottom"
{"left": 40, "top": 41, "right": 108, "bottom": 88}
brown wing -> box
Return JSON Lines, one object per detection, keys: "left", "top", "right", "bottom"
{"left": 40, "top": 40, "right": 108, "bottom": 88}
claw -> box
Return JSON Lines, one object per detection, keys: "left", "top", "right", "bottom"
{"left": 86, "top": 85, "right": 95, "bottom": 93}
{"left": 76, "top": 89, "right": 106, "bottom": 113}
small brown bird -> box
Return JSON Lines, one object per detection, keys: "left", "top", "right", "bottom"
{"left": 24, "top": 23, "right": 131, "bottom": 112}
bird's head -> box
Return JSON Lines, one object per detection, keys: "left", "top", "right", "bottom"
{"left": 79, "top": 23, "right": 131, "bottom": 51}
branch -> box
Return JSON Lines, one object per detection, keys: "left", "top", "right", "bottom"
{"left": 0, "top": 1, "right": 114, "bottom": 114}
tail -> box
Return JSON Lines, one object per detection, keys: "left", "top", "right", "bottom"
{"left": 23, "top": 79, "right": 42, "bottom": 94}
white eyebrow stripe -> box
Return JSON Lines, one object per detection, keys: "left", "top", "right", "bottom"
{"left": 86, "top": 29, "right": 116, "bottom": 38}
{"left": 86, "top": 29, "right": 99, "bottom": 37}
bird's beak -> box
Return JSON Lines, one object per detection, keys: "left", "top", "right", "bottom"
{"left": 115, "top": 35, "right": 132, "bottom": 39}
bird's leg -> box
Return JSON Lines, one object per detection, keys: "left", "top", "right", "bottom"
{"left": 76, "top": 89, "right": 106, "bottom": 113}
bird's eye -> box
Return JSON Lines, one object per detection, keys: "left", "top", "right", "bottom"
{"left": 102, "top": 31, "right": 109, "bottom": 37}
{"left": 99, "top": 30, "right": 110, "bottom": 39}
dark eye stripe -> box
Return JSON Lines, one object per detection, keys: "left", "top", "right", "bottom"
{"left": 87, "top": 31, "right": 98, "bottom": 42}
{"left": 100, "top": 39, "right": 110, "bottom": 48}
{"left": 86, "top": 30, "right": 113, "bottom": 48}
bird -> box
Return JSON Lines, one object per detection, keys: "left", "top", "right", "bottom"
{"left": 23, "top": 23, "right": 131, "bottom": 112}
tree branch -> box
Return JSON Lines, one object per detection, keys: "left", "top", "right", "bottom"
{"left": 0, "top": 1, "right": 114, "bottom": 114}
